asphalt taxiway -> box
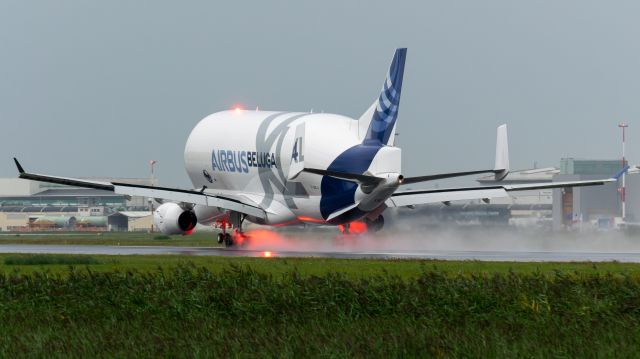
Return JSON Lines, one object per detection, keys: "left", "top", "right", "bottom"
{"left": 1, "top": 244, "right": 640, "bottom": 262}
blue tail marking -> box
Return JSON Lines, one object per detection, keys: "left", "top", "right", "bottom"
{"left": 364, "top": 48, "right": 407, "bottom": 145}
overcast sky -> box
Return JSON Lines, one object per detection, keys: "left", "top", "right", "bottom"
{"left": 2, "top": 1, "right": 640, "bottom": 187}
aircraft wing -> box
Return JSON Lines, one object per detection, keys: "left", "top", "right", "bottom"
{"left": 13, "top": 158, "right": 266, "bottom": 219}
{"left": 386, "top": 176, "right": 621, "bottom": 208}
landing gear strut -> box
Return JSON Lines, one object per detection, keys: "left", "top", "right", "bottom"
{"left": 217, "top": 232, "right": 232, "bottom": 246}
{"left": 217, "top": 221, "right": 232, "bottom": 245}
{"left": 218, "top": 212, "right": 247, "bottom": 248}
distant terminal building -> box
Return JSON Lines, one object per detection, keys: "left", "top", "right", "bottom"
{"left": 552, "top": 158, "right": 630, "bottom": 230}
{"left": 481, "top": 159, "right": 636, "bottom": 230}
{"left": 107, "top": 211, "right": 155, "bottom": 232}
{"left": 0, "top": 177, "right": 156, "bottom": 232}
{"left": 0, "top": 178, "right": 154, "bottom": 209}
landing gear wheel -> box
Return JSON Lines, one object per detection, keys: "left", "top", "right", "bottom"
{"left": 217, "top": 233, "right": 224, "bottom": 244}
{"left": 233, "top": 230, "right": 250, "bottom": 247}
{"left": 223, "top": 233, "right": 234, "bottom": 247}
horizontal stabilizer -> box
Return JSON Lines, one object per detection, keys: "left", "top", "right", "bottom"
{"left": 301, "top": 168, "right": 383, "bottom": 185}
{"left": 401, "top": 169, "right": 502, "bottom": 185}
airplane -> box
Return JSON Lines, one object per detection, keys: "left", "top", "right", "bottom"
{"left": 12, "top": 48, "right": 624, "bottom": 246}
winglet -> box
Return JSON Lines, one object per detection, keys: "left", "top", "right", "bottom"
{"left": 612, "top": 165, "right": 630, "bottom": 180}
{"left": 13, "top": 158, "right": 25, "bottom": 174}
{"left": 493, "top": 124, "right": 509, "bottom": 181}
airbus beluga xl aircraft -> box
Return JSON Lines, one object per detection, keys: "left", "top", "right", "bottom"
{"left": 13, "top": 48, "right": 624, "bottom": 246}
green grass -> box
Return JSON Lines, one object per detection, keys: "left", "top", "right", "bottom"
{"left": 2, "top": 254, "right": 640, "bottom": 357}
{"left": 4, "top": 255, "right": 101, "bottom": 266}
{"left": 0, "top": 264, "right": 640, "bottom": 357}
{"left": 3, "top": 253, "right": 640, "bottom": 278}
{"left": 0, "top": 231, "right": 222, "bottom": 247}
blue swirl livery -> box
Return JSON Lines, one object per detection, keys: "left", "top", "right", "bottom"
{"left": 364, "top": 48, "right": 407, "bottom": 145}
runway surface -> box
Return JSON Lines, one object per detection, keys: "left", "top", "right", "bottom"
{"left": 2, "top": 244, "right": 640, "bottom": 262}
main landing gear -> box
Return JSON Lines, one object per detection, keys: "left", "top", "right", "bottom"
{"left": 338, "top": 215, "right": 385, "bottom": 236}
{"left": 217, "top": 231, "right": 233, "bottom": 246}
{"left": 217, "top": 212, "right": 248, "bottom": 248}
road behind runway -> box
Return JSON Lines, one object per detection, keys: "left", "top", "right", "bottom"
{"left": 2, "top": 244, "right": 640, "bottom": 262}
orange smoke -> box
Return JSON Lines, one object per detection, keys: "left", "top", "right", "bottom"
{"left": 243, "top": 229, "right": 286, "bottom": 250}
{"left": 338, "top": 221, "right": 368, "bottom": 235}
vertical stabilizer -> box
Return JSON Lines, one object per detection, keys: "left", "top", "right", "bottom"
{"left": 494, "top": 124, "right": 509, "bottom": 180}
{"left": 359, "top": 48, "right": 407, "bottom": 145}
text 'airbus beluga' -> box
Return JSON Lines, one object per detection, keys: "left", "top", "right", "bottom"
{"left": 13, "top": 48, "right": 625, "bottom": 246}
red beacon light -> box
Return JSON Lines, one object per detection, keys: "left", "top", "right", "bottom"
{"left": 233, "top": 105, "right": 244, "bottom": 114}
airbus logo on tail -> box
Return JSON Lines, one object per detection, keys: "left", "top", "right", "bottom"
{"left": 211, "top": 149, "right": 277, "bottom": 173}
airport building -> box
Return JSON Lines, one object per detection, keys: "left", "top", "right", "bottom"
{"left": 552, "top": 158, "right": 632, "bottom": 230}
{"left": 0, "top": 178, "right": 156, "bottom": 232}
{"left": 477, "top": 158, "right": 633, "bottom": 230}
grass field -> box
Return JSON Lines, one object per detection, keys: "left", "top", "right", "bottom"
{"left": 2, "top": 215, "right": 640, "bottom": 356}
{"left": 0, "top": 231, "right": 222, "bottom": 247}
{"left": 0, "top": 254, "right": 639, "bottom": 357}
{"left": 2, "top": 230, "right": 640, "bottom": 357}
{"left": 3, "top": 253, "right": 640, "bottom": 277}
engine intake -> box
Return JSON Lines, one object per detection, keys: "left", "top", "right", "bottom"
{"left": 154, "top": 202, "right": 198, "bottom": 235}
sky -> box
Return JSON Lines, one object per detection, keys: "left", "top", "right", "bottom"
{"left": 2, "top": 1, "right": 640, "bottom": 187}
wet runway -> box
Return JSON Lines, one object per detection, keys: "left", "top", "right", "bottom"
{"left": 2, "top": 244, "right": 640, "bottom": 262}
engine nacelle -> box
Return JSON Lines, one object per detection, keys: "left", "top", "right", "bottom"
{"left": 153, "top": 202, "right": 198, "bottom": 235}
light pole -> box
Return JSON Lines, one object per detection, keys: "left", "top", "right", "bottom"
{"left": 149, "top": 160, "right": 157, "bottom": 232}
{"left": 618, "top": 123, "right": 628, "bottom": 221}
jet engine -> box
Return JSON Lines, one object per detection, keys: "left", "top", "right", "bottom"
{"left": 153, "top": 202, "right": 198, "bottom": 235}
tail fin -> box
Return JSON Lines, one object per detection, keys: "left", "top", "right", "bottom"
{"left": 494, "top": 124, "right": 509, "bottom": 180}
{"left": 359, "top": 48, "right": 407, "bottom": 145}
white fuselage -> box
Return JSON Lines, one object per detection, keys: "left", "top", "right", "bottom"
{"left": 183, "top": 110, "right": 401, "bottom": 226}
